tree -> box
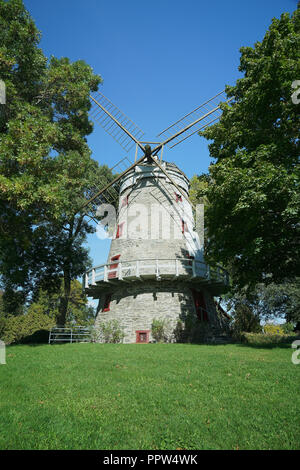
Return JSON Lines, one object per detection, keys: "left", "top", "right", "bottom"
{"left": 223, "top": 278, "right": 300, "bottom": 332}
{"left": 255, "top": 280, "right": 300, "bottom": 327}
{"left": 189, "top": 174, "right": 210, "bottom": 208}
{"left": 200, "top": 6, "right": 300, "bottom": 289}
{"left": 230, "top": 302, "right": 262, "bottom": 338}
{"left": 28, "top": 279, "right": 96, "bottom": 326}
{"left": 0, "top": 0, "right": 114, "bottom": 322}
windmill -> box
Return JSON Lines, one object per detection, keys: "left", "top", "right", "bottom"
{"left": 83, "top": 89, "right": 232, "bottom": 343}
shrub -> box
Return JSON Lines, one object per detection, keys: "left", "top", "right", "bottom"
{"left": 239, "top": 332, "right": 297, "bottom": 345}
{"left": 1, "top": 311, "right": 55, "bottom": 345}
{"left": 96, "top": 320, "right": 124, "bottom": 343}
{"left": 282, "top": 322, "right": 295, "bottom": 335}
{"left": 263, "top": 324, "right": 285, "bottom": 336}
{"left": 173, "top": 318, "right": 211, "bottom": 344}
{"left": 151, "top": 318, "right": 168, "bottom": 343}
{"left": 231, "top": 303, "right": 262, "bottom": 340}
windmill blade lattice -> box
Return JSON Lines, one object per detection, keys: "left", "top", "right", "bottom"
{"left": 156, "top": 90, "right": 231, "bottom": 149}
{"left": 83, "top": 156, "right": 132, "bottom": 220}
{"left": 89, "top": 91, "right": 145, "bottom": 153}
{"left": 82, "top": 88, "right": 234, "bottom": 219}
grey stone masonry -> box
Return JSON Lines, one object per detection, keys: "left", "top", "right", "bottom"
{"left": 95, "top": 282, "right": 225, "bottom": 344}
{"left": 87, "top": 160, "right": 229, "bottom": 343}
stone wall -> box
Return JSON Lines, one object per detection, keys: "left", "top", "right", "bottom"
{"left": 95, "top": 281, "right": 219, "bottom": 343}
{"left": 107, "top": 163, "right": 203, "bottom": 264}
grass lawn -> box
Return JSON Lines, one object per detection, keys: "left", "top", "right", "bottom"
{"left": 0, "top": 342, "right": 299, "bottom": 450}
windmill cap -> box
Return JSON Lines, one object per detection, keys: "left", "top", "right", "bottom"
{"left": 119, "top": 160, "right": 190, "bottom": 195}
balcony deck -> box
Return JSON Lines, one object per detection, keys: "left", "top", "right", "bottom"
{"left": 83, "top": 258, "right": 229, "bottom": 296}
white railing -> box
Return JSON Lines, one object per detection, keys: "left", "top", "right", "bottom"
{"left": 48, "top": 326, "right": 92, "bottom": 344}
{"left": 83, "top": 258, "right": 229, "bottom": 288}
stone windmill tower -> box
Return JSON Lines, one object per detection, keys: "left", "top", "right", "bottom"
{"left": 83, "top": 91, "right": 231, "bottom": 343}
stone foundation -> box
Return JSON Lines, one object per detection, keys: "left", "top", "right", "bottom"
{"left": 94, "top": 281, "right": 226, "bottom": 343}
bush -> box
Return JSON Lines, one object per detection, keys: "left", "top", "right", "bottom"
{"left": 231, "top": 303, "right": 262, "bottom": 340}
{"left": 263, "top": 324, "right": 285, "bottom": 336}
{"left": 173, "top": 318, "right": 211, "bottom": 344}
{"left": 151, "top": 318, "right": 168, "bottom": 343}
{"left": 239, "top": 332, "right": 297, "bottom": 345}
{"left": 1, "top": 311, "right": 55, "bottom": 345}
{"left": 95, "top": 320, "right": 124, "bottom": 343}
{"left": 282, "top": 322, "right": 295, "bottom": 335}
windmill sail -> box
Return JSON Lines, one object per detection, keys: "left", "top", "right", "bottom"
{"left": 82, "top": 156, "right": 132, "bottom": 219}
{"left": 155, "top": 90, "right": 232, "bottom": 150}
{"left": 82, "top": 88, "right": 233, "bottom": 218}
{"left": 89, "top": 91, "right": 145, "bottom": 153}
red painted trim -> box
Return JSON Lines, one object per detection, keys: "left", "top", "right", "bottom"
{"left": 175, "top": 192, "right": 182, "bottom": 203}
{"left": 116, "top": 222, "right": 125, "bottom": 239}
{"left": 108, "top": 255, "right": 121, "bottom": 279}
{"left": 103, "top": 294, "right": 112, "bottom": 312}
{"left": 136, "top": 330, "right": 150, "bottom": 343}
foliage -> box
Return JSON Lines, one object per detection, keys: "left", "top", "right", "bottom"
{"left": 239, "top": 331, "right": 297, "bottom": 345}
{"left": 173, "top": 318, "right": 211, "bottom": 344}
{"left": 189, "top": 174, "right": 210, "bottom": 208}
{"left": 263, "top": 324, "right": 285, "bottom": 336}
{"left": 0, "top": 0, "right": 114, "bottom": 323}
{"left": 224, "top": 279, "right": 300, "bottom": 327}
{"left": 230, "top": 302, "right": 262, "bottom": 339}
{"left": 255, "top": 279, "right": 300, "bottom": 324}
{"left": 0, "top": 310, "right": 55, "bottom": 344}
{"left": 282, "top": 322, "right": 295, "bottom": 334}
{"left": 27, "top": 279, "right": 96, "bottom": 326}
{"left": 200, "top": 6, "right": 300, "bottom": 288}
{"left": 151, "top": 318, "right": 168, "bottom": 342}
{"left": 95, "top": 320, "right": 125, "bottom": 343}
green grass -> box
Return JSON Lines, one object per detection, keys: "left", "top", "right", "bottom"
{"left": 0, "top": 343, "right": 299, "bottom": 450}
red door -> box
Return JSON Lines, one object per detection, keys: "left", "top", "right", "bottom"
{"left": 191, "top": 289, "right": 208, "bottom": 322}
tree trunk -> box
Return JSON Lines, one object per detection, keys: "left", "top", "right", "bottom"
{"left": 56, "top": 268, "right": 71, "bottom": 327}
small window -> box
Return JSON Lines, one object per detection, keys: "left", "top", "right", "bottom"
{"left": 181, "top": 219, "right": 187, "bottom": 234}
{"left": 136, "top": 330, "right": 150, "bottom": 343}
{"left": 175, "top": 192, "right": 182, "bottom": 203}
{"left": 103, "top": 294, "right": 112, "bottom": 312}
{"left": 116, "top": 222, "right": 125, "bottom": 239}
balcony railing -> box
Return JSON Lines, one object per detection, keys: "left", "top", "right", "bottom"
{"left": 83, "top": 258, "right": 229, "bottom": 289}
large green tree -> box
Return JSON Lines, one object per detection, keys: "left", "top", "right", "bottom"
{"left": 0, "top": 0, "right": 113, "bottom": 323}
{"left": 200, "top": 6, "right": 300, "bottom": 289}
{"left": 28, "top": 279, "right": 96, "bottom": 327}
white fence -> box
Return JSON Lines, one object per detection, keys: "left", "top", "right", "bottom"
{"left": 48, "top": 326, "right": 92, "bottom": 344}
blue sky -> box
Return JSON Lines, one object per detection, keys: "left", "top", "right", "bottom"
{"left": 24, "top": 0, "right": 297, "bottom": 269}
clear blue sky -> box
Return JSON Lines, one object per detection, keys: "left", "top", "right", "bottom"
{"left": 24, "top": 0, "right": 298, "bottom": 270}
